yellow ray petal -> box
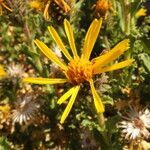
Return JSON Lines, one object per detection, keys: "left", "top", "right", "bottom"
{"left": 136, "top": 8, "right": 147, "bottom": 17}
{"left": 89, "top": 80, "right": 104, "bottom": 113}
{"left": 2, "top": 3, "right": 13, "bottom": 12}
{"left": 22, "top": 77, "right": 68, "bottom": 84}
{"left": 93, "top": 59, "right": 134, "bottom": 74}
{"left": 82, "top": 18, "right": 102, "bottom": 60}
{"left": 64, "top": 19, "right": 78, "bottom": 57}
{"left": 54, "top": 0, "right": 71, "bottom": 13}
{"left": 34, "top": 39, "right": 67, "bottom": 70}
{"left": 43, "top": 1, "right": 51, "bottom": 20}
{"left": 60, "top": 85, "right": 80, "bottom": 124}
{"left": 57, "top": 87, "right": 75, "bottom": 104}
{"left": 48, "top": 26, "right": 72, "bottom": 61}
{"left": 0, "top": 6, "right": 2, "bottom": 15}
{"left": 0, "top": 105, "right": 10, "bottom": 113}
{"left": 93, "top": 39, "right": 130, "bottom": 69}
{"left": 0, "top": 65, "right": 7, "bottom": 77}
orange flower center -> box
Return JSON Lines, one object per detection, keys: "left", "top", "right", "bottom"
{"left": 66, "top": 57, "right": 93, "bottom": 85}
{"left": 133, "top": 118, "right": 144, "bottom": 129}
{"left": 0, "top": 0, "right": 3, "bottom": 3}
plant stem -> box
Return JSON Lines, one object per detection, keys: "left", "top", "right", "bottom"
{"left": 97, "top": 112, "right": 111, "bottom": 147}
{"left": 97, "top": 112, "right": 105, "bottom": 128}
{"left": 129, "top": 140, "right": 134, "bottom": 150}
{"left": 120, "top": 0, "right": 131, "bottom": 35}
{"left": 124, "top": 0, "right": 131, "bottom": 35}
{"left": 122, "top": 0, "right": 131, "bottom": 35}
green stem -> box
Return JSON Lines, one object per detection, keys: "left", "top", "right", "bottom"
{"left": 138, "top": 142, "right": 142, "bottom": 150}
{"left": 112, "top": 0, "right": 117, "bottom": 13}
{"left": 97, "top": 113, "right": 111, "bottom": 147}
{"left": 120, "top": 0, "right": 131, "bottom": 35}
{"left": 124, "top": 0, "right": 131, "bottom": 35}
{"left": 97, "top": 113, "right": 105, "bottom": 128}
{"left": 126, "top": 3, "right": 131, "bottom": 35}
{"left": 129, "top": 140, "right": 134, "bottom": 150}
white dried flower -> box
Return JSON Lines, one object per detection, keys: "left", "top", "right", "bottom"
{"left": 11, "top": 94, "right": 40, "bottom": 125}
{"left": 118, "top": 107, "right": 150, "bottom": 140}
{"left": 52, "top": 44, "right": 62, "bottom": 58}
{"left": 7, "top": 63, "right": 24, "bottom": 78}
{"left": 50, "top": 45, "right": 63, "bottom": 75}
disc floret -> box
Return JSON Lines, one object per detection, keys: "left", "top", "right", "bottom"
{"left": 66, "top": 57, "right": 93, "bottom": 85}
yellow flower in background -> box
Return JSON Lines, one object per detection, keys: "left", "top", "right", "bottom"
{"left": 0, "top": 65, "right": 7, "bottom": 78}
{"left": 29, "top": 0, "right": 50, "bottom": 20}
{"left": 0, "top": 104, "right": 10, "bottom": 116}
{"left": 29, "top": 0, "right": 70, "bottom": 20}
{"left": 23, "top": 18, "right": 134, "bottom": 124}
{"left": 0, "top": 0, "right": 12, "bottom": 15}
{"left": 29, "top": 0, "right": 43, "bottom": 11}
{"left": 93, "top": 0, "right": 111, "bottom": 18}
{"left": 136, "top": 8, "right": 147, "bottom": 17}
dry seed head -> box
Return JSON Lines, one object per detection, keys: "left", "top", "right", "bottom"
{"left": 118, "top": 108, "right": 150, "bottom": 140}
{"left": 133, "top": 118, "right": 145, "bottom": 130}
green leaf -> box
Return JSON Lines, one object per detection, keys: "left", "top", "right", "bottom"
{"left": 81, "top": 119, "right": 105, "bottom": 131}
{"left": 99, "top": 84, "right": 111, "bottom": 93}
{"left": 141, "top": 38, "right": 150, "bottom": 54}
{"left": 21, "top": 45, "right": 40, "bottom": 57}
{"left": 138, "top": 53, "right": 150, "bottom": 74}
{"left": 0, "top": 137, "right": 11, "bottom": 150}
{"left": 102, "top": 95, "right": 114, "bottom": 105}
{"left": 130, "top": 1, "right": 141, "bottom": 17}
{"left": 106, "top": 116, "right": 120, "bottom": 133}
{"left": 117, "top": 1, "right": 125, "bottom": 32}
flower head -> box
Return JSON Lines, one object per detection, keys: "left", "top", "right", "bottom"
{"left": 11, "top": 94, "right": 41, "bottom": 125}
{"left": 0, "top": 103, "right": 11, "bottom": 129}
{"left": 0, "top": 104, "right": 10, "bottom": 118}
{"left": 136, "top": 8, "right": 147, "bottom": 17}
{"left": 118, "top": 107, "right": 150, "bottom": 140}
{"left": 0, "top": 65, "right": 7, "bottom": 78}
{"left": 93, "top": 0, "right": 111, "bottom": 18}
{"left": 7, "top": 63, "right": 24, "bottom": 79}
{"left": 23, "top": 18, "right": 134, "bottom": 123}
{"left": 29, "top": 0, "right": 42, "bottom": 11}
{"left": 29, "top": 0, "right": 70, "bottom": 20}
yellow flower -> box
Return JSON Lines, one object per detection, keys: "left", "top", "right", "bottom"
{"left": 0, "top": 65, "right": 7, "bottom": 78}
{"left": 93, "top": 0, "right": 111, "bottom": 18}
{"left": 0, "top": 104, "right": 10, "bottom": 116}
{"left": 29, "top": 0, "right": 50, "bottom": 20}
{"left": 136, "top": 8, "right": 147, "bottom": 17}
{"left": 0, "top": 0, "right": 12, "bottom": 15}
{"left": 23, "top": 19, "right": 134, "bottom": 124}
{"left": 29, "top": 0, "right": 70, "bottom": 20}
{"left": 29, "top": 0, "right": 43, "bottom": 11}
